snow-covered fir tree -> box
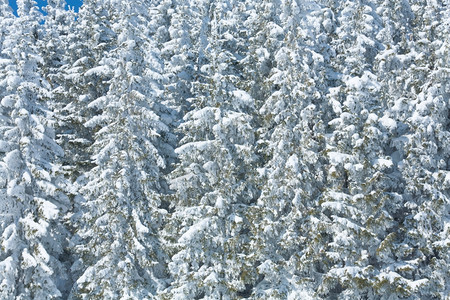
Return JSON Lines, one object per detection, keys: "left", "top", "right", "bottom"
{"left": 0, "top": 1, "right": 70, "bottom": 298}
{"left": 248, "top": 0, "right": 330, "bottom": 297}
{"left": 161, "top": 1, "right": 262, "bottom": 298}
{"left": 69, "top": 1, "right": 174, "bottom": 298}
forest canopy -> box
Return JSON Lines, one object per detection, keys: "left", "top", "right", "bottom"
{"left": 0, "top": 0, "right": 449, "bottom": 299}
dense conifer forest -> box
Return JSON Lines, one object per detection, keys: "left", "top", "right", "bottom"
{"left": 0, "top": 0, "right": 449, "bottom": 299}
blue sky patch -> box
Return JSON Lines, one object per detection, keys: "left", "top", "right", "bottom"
{"left": 8, "top": 0, "right": 83, "bottom": 15}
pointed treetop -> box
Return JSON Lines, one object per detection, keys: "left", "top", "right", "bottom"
{"left": 0, "top": 0, "right": 14, "bottom": 17}
{"left": 16, "top": 0, "right": 38, "bottom": 16}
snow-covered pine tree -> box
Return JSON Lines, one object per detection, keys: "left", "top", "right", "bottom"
{"left": 389, "top": 1, "right": 450, "bottom": 297}
{"left": 43, "top": 0, "right": 121, "bottom": 291}
{"left": 313, "top": 0, "right": 447, "bottom": 298}
{"left": 374, "top": 0, "right": 415, "bottom": 124}
{"left": 239, "top": 0, "right": 280, "bottom": 107}
{"left": 318, "top": 0, "right": 405, "bottom": 298}
{"left": 246, "top": 0, "right": 330, "bottom": 297}
{"left": 0, "top": 0, "right": 71, "bottom": 298}
{"left": 160, "top": 0, "right": 197, "bottom": 116}
{"left": 157, "top": 0, "right": 202, "bottom": 179}
{"left": 0, "top": 3, "right": 22, "bottom": 298}
{"left": 39, "top": 0, "right": 76, "bottom": 131}
{"left": 426, "top": 6, "right": 450, "bottom": 295}
{"left": 37, "top": 2, "right": 81, "bottom": 290}
{"left": 39, "top": 0, "right": 75, "bottom": 84}
{"left": 372, "top": 0, "right": 450, "bottom": 297}
{"left": 70, "top": 1, "right": 173, "bottom": 298}
{"left": 51, "top": 0, "right": 120, "bottom": 184}
{"left": 162, "top": 1, "right": 260, "bottom": 298}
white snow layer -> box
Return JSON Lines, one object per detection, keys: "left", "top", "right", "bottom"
{"left": 178, "top": 218, "right": 211, "bottom": 244}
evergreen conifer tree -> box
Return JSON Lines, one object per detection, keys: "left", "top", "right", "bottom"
{"left": 70, "top": 1, "right": 173, "bottom": 298}
{"left": 0, "top": 1, "right": 70, "bottom": 298}
{"left": 163, "top": 1, "right": 260, "bottom": 298}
